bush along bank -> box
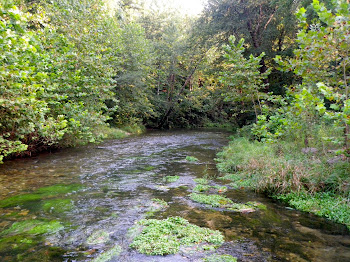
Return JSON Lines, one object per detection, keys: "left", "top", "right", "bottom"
{"left": 216, "top": 137, "right": 350, "bottom": 230}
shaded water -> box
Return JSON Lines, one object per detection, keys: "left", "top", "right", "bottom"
{"left": 0, "top": 130, "right": 349, "bottom": 261}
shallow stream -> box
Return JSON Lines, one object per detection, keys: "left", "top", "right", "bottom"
{"left": 0, "top": 130, "right": 349, "bottom": 261}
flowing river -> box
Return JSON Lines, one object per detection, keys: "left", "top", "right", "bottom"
{"left": 0, "top": 130, "right": 349, "bottom": 261}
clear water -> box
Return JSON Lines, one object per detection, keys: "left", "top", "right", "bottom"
{"left": 0, "top": 130, "right": 349, "bottom": 261}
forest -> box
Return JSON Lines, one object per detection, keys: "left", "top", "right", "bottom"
{"left": 1, "top": 0, "right": 350, "bottom": 229}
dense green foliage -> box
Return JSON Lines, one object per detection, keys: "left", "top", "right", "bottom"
{"left": 254, "top": 0, "right": 350, "bottom": 149}
{"left": 0, "top": 1, "right": 119, "bottom": 161}
{"left": 220, "top": 36, "right": 270, "bottom": 122}
{"left": 129, "top": 216, "right": 224, "bottom": 255}
{"left": 0, "top": 0, "right": 346, "bottom": 150}
{"left": 214, "top": 0, "right": 350, "bottom": 227}
{"left": 0, "top": 0, "right": 231, "bottom": 160}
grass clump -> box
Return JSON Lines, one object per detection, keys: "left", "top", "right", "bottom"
{"left": 186, "top": 156, "right": 199, "bottom": 162}
{"left": 193, "top": 178, "right": 209, "bottom": 185}
{"left": 190, "top": 193, "right": 233, "bottom": 208}
{"left": 217, "top": 137, "right": 350, "bottom": 196}
{"left": 203, "top": 254, "right": 238, "bottom": 262}
{"left": 129, "top": 217, "right": 224, "bottom": 255}
{"left": 193, "top": 184, "right": 211, "bottom": 193}
{"left": 163, "top": 175, "right": 180, "bottom": 183}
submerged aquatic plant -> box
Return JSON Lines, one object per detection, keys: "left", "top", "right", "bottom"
{"left": 193, "top": 184, "right": 211, "bottom": 193}
{"left": 129, "top": 217, "right": 224, "bottom": 255}
{"left": 145, "top": 198, "right": 169, "bottom": 217}
{"left": 0, "top": 184, "right": 83, "bottom": 208}
{"left": 190, "top": 193, "right": 233, "bottom": 208}
{"left": 42, "top": 199, "right": 74, "bottom": 213}
{"left": 91, "top": 245, "right": 122, "bottom": 262}
{"left": 163, "top": 175, "right": 180, "bottom": 183}
{"left": 203, "top": 254, "right": 238, "bottom": 262}
{"left": 151, "top": 198, "right": 168, "bottom": 208}
{"left": 36, "top": 184, "right": 83, "bottom": 196}
{"left": 144, "top": 165, "right": 155, "bottom": 171}
{"left": 0, "top": 194, "right": 42, "bottom": 208}
{"left": 86, "top": 230, "right": 110, "bottom": 245}
{"left": 190, "top": 193, "right": 265, "bottom": 212}
{"left": 193, "top": 178, "right": 210, "bottom": 185}
{"left": 1, "top": 219, "right": 63, "bottom": 236}
{"left": 193, "top": 184, "right": 228, "bottom": 193}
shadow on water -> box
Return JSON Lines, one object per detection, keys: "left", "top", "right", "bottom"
{"left": 0, "top": 130, "right": 349, "bottom": 261}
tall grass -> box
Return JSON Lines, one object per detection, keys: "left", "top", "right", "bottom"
{"left": 217, "top": 137, "right": 349, "bottom": 196}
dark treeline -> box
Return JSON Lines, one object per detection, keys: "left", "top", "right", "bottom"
{"left": 1, "top": 0, "right": 349, "bottom": 163}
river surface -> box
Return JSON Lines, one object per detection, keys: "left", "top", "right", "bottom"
{"left": 0, "top": 130, "right": 349, "bottom": 262}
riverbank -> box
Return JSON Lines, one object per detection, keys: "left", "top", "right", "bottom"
{"left": 216, "top": 137, "right": 350, "bottom": 230}
{"left": 0, "top": 124, "right": 145, "bottom": 164}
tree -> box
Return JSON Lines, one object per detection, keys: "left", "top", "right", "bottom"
{"left": 220, "top": 36, "right": 270, "bottom": 123}
{"left": 254, "top": 0, "right": 350, "bottom": 150}
{"left": 137, "top": 6, "right": 209, "bottom": 128}
{"left": 0, "top": 0, "right": 124, "bottom": 161}
{"left": 0, "top": 4, "right": 67, "bottom": 161}
{"left": 110, "top": 21, "right": 155, "bottom": 126}
{"left": 196, "top": 0, "right": 330, "bottom": 95}
{"left": 199, "top": 0, "right": 304, "bottom": 56}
